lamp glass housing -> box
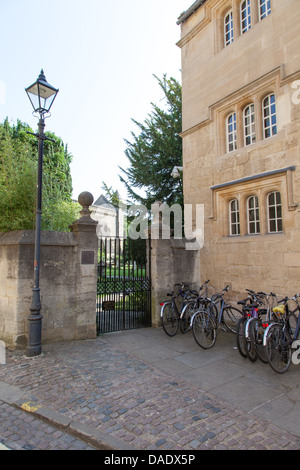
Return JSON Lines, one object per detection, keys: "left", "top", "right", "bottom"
{"left": 26, "top": 70, "right": 59, "bottom": 115}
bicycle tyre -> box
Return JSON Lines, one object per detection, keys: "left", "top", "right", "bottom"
{"left": 266, "top": 323, "right": 292, "bottom": 374}
{"left": 222, "top": 306, "right": 243, "bottom": 334}
{"left": 180, "top": 301, "right": 196, "bottom": 334}
{"left": 287, "top": 311, "right": 299, "bottom": 338}
{"left": 192, "top": 309, "right": 216, "bottom": 349}
{"left": 161, "top": 302, "right": 179, "bottom": 337}
{"left": 249, "top": 318, "right": 268, "bottom": 363}
{"left": 236, "top": 317, "right": 248, "bottom": 358}
{"left": 245, "top": 318, "right": 257, "bottom": 362}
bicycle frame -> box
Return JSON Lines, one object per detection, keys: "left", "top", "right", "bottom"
{"left": 160, "top": 283, "right": 197, "bottom": 319}
{"left": 263, "top": 297, "right": 300, "bottom": 347}
{"left": 189, "top": 287, "right": 229, "bottom": 330}
{"left": 182, "top": 281, "right": 210, "bottom": 321}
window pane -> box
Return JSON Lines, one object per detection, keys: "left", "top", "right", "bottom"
{"left": 277, "top": 206, "right": 282, "bottom": 218}
{"left": 269, "top": 220, "right": 276, "bottom": 232}
{"left": 276, "top": 192, "right": 281, "bottom": 204}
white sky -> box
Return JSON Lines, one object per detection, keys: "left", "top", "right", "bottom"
{"left": 0, "top": 0, "right": 193, "bottom": 202}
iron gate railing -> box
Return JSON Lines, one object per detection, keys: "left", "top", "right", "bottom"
{"left": 97, "top": 236, "right": 152, "bottom": 334}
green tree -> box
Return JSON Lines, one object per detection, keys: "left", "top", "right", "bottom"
{"left": 119, "top": 74, "right": 183, "bottom": 209}
{"left": 0, "top": 118, "right": 79, "bottom": 232}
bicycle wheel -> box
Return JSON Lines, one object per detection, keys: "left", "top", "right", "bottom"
{"left": 161, "top": 302, "right": 179, "bottom": 337}
{"left": 249, "top": 318, "right": 268, "bottom": 363}
{"left": 287, "top": 311, "right": 298, "bottom": 338}
{"left": 236, "top": 317, "right": 248, "bottom": 358}
{"left": 266, "top": 323, "right": 292, "bottom": 374}
{"left": 192, "top": 309, "right": 216, "bottom": 349}
{"left": 180, "top": 301, "right": 196, "bottom": 334}
{"left": 245, "top": 318, "right": 257, "bottom": 362}
{"left": 222, "top": 306, "right": 243, "bottom": 334}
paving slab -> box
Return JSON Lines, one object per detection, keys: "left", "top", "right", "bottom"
{"left": 180, "top": 360, "right": 250, "bottom": 390}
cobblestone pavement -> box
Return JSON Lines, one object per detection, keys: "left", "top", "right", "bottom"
{"left": 0, "top": 401, "right": 96, "bottom": 450}
{"left": 0, "top": 330, "right": 299, "bottom": 451}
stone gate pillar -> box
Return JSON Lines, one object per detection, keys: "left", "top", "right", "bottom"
{"left": 70, "top": 192, "right": 98, "bottom": 340}
{"left": 148, "top": 202, "right": 201, "bottom": 328}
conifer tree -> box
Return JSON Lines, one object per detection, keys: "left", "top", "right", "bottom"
{"left": 119, "top": 74, "right": 183, "bottom": 209}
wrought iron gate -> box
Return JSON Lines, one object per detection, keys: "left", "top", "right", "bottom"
{"left": 97, "top": 236, "right": 152, "bottom": 334}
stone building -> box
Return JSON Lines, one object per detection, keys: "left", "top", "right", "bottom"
{"left": 90, "top": 194, "right": 124, "bottom": 239}
{"left": 177, "top": 0, "right": 300, "bottom": 296}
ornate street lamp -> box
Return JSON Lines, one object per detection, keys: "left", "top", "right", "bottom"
{"left": 25, "top": 70, "right": 59, "bottom": 357}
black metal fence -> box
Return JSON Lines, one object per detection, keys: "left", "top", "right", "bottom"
{"left": 97, "top": 236, "right": 152, "bottom": 334}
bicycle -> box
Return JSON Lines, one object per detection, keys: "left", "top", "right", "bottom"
{"left": 160, "top": 283, "right": 198, "bottom": 336}
{"left": 236, "top": 290, "right": 263, "bottom": 360}
{"left": 191, "top": 285, "right": 242, "bottom": 349}
{"left": 264, "top": 294, "right": 300, "bottom": 373}
{"left": 245, "top": 291, "right": 277, "bottom": 363}
{"left": 179, "top": 280, "right": 212, "bottom": 334}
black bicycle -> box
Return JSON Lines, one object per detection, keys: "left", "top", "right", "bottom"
{"left": 236, "top": 290, "right": 263, "bottom": 360}
{"left": 264, "top": 294, "right": 300, "bottom": 373}
{"left": 160, "top": 283, "right": 198, "bottom": 336}
{"left": 191, "top": 285, "right": 242, "bottom": 349}
{"left": 245, "top": 291, "right": 277, "bottom": 363}
{"left": 179, "top": 280, "right": 212, "bottom": 334}
{"left": 236, "top": 289, "right": 275, "bottom": 362}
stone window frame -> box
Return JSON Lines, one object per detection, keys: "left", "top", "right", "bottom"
{"left": 209, "top": 167, "right": 297, "bottom": 238}
{"left": 217, "top": 86, "right": 277, "bottom": 155}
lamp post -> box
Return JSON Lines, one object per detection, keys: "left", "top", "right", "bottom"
{"left": 25, "top": 70, "right": 59, "bottom": 357}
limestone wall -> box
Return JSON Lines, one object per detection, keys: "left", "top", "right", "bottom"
{"left": 0, "top": 193, "right": 98, "bottom": 348}
{"left": 178, "top": 0, "right": 300, "bottom": 298}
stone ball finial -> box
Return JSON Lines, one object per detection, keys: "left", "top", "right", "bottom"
{"left": 78, "top": 191, "right": 94, "bottom": 208}
{"left": 78, "top": 192, "right": 94, "bottom": 219}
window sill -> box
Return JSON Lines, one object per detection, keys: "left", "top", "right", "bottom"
{"left": 220, "top": 130, "right": 285, "bottom": 159}
{"left": 220, "top": 232, "right": 286, "bottom": 243}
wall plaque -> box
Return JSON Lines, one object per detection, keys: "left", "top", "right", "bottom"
{"left": 81, "top": 251, "right": 95, "bottom": 265}
{"left": 102, "top": 301, "right": 115, "bottom": 311}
